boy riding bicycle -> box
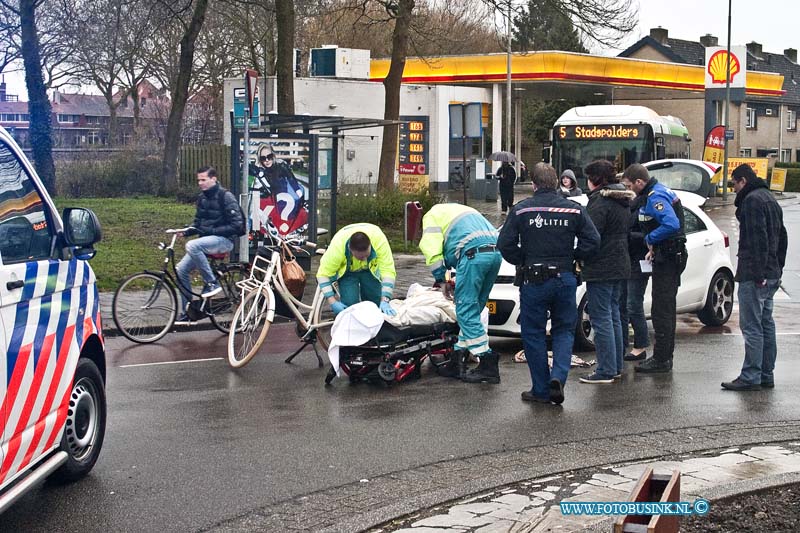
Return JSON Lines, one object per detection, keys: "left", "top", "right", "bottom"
{"left": 176, "top": 166, "right": 245, "bottom": 323}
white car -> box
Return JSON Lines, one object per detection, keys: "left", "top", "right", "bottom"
{"left": 643, "top": 159, "right": 722, "bottom": 198}
{"left": 487, "top": 190, "right": 735, "bottom": 350}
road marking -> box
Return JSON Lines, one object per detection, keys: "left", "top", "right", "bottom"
{"left": 120, "top": 357, "right": 224, "bottom": 368}
{"left": 722, "top": 332, "right": 800, "bottom": 336}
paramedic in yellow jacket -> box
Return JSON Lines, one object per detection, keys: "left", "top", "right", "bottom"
{"left": 317, "top": 223, "right": 397, "bottom": 316}
{"left": 420, "top": 204, "right": 502, "bottom": 383}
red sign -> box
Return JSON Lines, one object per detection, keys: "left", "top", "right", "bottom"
{"left": 399, "top": 164, "right": 426, "bottom": 175}
{"left": 245, "top": 69, "right": 258, "bottom": 112}
{"left": 703, "top": 125, "right": 726, "bottom": 164}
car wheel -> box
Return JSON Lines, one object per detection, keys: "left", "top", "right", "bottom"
{"left": 697, "top": 270, "right": 735, "bottom": 326}
{"left": 574, "top": 294, "right": 595, "bottom": 351}
{"left": 49, "top": 358, "right": 107, "bottom": 484}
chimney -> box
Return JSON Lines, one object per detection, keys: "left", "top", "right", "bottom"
{"left": 650, "top": 27, "right": 669, "bottom": 45}
{"left": 785, "top": 48, "right": 798, "bottom": 63}
{"left": 746, "top": 41, "right": 763, "bottom": 58}
{"left": 699, "top": 34, "right": 718, "bottom": 47}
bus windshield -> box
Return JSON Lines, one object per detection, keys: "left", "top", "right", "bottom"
{"left": 553, "top": 124, "right": 655, "bottom": 180}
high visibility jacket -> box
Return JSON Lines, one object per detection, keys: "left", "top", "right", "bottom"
{"left": 419, "top": 204, "right": 498, "bottom": 282}
{"left": 316, "top": 223, "right": 396, "bottom": 300}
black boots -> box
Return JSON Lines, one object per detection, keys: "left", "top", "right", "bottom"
{"left": 437, "top": 349, "right": 466, "bottom": 379}
{"left": 462, "top": 351, "right": 500, "bottom": 384}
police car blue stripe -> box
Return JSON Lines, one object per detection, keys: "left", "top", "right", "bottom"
{"left": 5, "top": 262, "right": 40, "bottom": 384}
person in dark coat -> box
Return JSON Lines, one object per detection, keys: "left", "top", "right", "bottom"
{"left": 559, "top": 169, "right": 583, "bottom": 197}
{"left": 496, "top": 161, "right": 517, "bottom": 214}
{"left": 721, "top": 164, "right": 788, "bottom": 391}
{"left": 579, "top": 160, "right": 635, "bottom": 384}
{"left": 622, "top": 188, "right": 651, "bottom": 362}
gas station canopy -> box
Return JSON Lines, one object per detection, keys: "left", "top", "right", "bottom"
{"left": 369, "top": 51, "right": 785, "bottom": 101}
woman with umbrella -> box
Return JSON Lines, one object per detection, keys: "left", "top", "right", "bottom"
{"left": 491, "top": 151, "right": 516, "bottom": 215}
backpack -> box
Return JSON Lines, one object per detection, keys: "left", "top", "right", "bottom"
{"left": 217, "top": 187, "right": 247, "bottom": 237}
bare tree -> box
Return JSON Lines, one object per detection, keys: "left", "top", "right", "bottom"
{"left": 275, "top": 0, "right": 294, "bottom": 114}
{"left": 7, "top": 0, "right": 56, "bottom": 193}
{"left": 158, "top": 0, "right": 210, "bottom": 192}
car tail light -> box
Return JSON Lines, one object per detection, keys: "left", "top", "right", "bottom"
{"left": 722, "top": 231, "right": 729, "bottom": 247}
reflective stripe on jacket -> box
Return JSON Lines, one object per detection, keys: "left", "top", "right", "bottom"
{"left": 419, "top": 204, "right": 498, "bottom": 281}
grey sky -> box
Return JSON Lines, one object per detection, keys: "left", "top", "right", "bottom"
{"left": 602, "top": 0, "right": 799, "bottom": 55}
{"left": 2, "top": 0, "right": 797, "bottom": 100}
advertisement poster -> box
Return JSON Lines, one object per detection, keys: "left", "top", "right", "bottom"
{"left": 702, "top": 125, "right": 725, "bottom": 164}
{"left": 770, "top": 168, "right": 787, "bottom": 192}
{"left": 725, "top": 157, "right": 769, "bottom": 180}
{"left": 242, "top": 138, "right": 310, "bottom": 240}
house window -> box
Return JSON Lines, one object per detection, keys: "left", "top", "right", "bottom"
{"left": 746, "top": 107, "right": 757, "bottom": 129}
{"left": 781, "top": 149, "right": 791, "bottom": 163}
{"left": 740, "top": 148, "right": 752, "bottom": 157}
{"left": 788, "top": 109, "right": 797, "bottom": 131}
{"left": 86, "top": 116, "right": 101, "bottom": 125}
{"left": 87, "top": 131, "right": 101, "bottom": 145}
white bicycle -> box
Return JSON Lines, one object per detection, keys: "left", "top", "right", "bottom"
{"left": 227, "top": 236, "right": 335, "bottom": 368}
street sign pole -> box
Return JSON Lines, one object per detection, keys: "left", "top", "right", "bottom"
{"left": 240, "top": 69, "right": 258, "bottom": 263}
{"left": 721, "top": 0, "right": 732, "bottom": 200}
{"left": 462, "top": 105, "right": 468, "bottom": 206}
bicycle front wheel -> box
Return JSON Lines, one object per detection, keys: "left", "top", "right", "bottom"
{"left": 112, "top": 272, "right": 177, "bottom": 343}
{"left": 209, "top": 264, "right": 249, "bottom": 334}
{"left": 227, "top": 289, "right": 273, "bottom": 368}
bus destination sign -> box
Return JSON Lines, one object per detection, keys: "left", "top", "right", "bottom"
{"left": 558, "top": 124, "right": 647, "bottom": 140}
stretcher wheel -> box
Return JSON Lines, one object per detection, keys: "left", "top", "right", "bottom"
{"left": 378, "top": 362, "right": 397, "bottom": 382}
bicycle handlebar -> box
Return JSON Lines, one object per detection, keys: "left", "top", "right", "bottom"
{"left": 166, "top": 227, "right": 195, "bottom": 234}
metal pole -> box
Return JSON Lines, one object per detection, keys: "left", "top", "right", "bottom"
{"left": 462, "top": 105, "right": 468, "bottom": 206}
{"left": 721, "top": 0, "right": 732, "bottom": 200}
{"left": 505, "top": 1, "right": 512, "bottom": 154}
{"left": 240, "top": 106, "right": 250, "bottom": 262}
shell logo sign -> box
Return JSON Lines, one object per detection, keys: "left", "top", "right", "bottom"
{"left": 705, "top": 46, "right": 747, "bottom": 89}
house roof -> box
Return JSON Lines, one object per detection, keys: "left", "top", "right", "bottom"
{"left": 619, "top": 34, "right": 800, "bottom": 104}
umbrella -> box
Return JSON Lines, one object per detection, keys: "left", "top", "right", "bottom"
{"left": 489, "top": 151, "right": 516, "bottom": 163}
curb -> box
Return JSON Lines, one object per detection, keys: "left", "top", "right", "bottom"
{"left": 585, "top": 470, "right": 800, "bottom": 532}
{"left": 202, "top": 420, "right": 800, "bottom": 532}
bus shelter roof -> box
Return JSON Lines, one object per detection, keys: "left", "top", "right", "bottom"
{"left": 259, "top": 114, "right": 402, "bottom": 133}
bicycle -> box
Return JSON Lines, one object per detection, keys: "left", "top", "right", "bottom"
{"left": 227, "top": 235, "right": 335, "bottom": 369}
{"left": 112, "top": 228, "right": 249, "bottom": 343}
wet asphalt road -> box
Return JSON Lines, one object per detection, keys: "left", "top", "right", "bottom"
{"left": 2, "top": 198, "right": 799, "bottom": 532}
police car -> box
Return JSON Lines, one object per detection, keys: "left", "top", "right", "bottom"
{"left": 0, "top": 126, "right": 105, "bottom": 512}
{"left": 487, "top": 190, "right": 735, "bottom": 350}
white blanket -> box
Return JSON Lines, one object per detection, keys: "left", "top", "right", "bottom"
{"left": 384, "top": 288, "right": 457, "bottom": 327}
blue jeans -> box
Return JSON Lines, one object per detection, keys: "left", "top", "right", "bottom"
{"left": 627, "top": 276, "right": 650, "bottom": 349}
{"left": 176, "top": 235, "right": 234, "bottom": 310}
{"left": 737, "top": 279, "right": 780, "bottom": 385}
{"left": 520, "top": 272, "right": 577, "bottom": 399}
{"left": 338, "top": 270, "right": 382, "bottom": 307}
{"left": 587, "top": 280, "right": 624, "bottom": 377}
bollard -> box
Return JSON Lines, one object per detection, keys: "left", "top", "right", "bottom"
{"left": 614, "top": 467, "right": 681, "bottom": 533}
{"left": 404, "top": 201, "right": 423, "bottom": 244}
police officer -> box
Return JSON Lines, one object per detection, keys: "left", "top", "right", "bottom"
{"left": 621, "top": 164, "right": 686, "bottom": 373}
{"left": 419, "top": 204, "right": 502, "bottom": 383}
{"left": 498, "top": 163, "right": 600, "bottom": 404}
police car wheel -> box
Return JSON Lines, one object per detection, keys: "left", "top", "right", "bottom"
{"left": 574, "top": 295, "right": 596, "bottom": 352}
{"left": 50, "top": 358, "right": 107, "bottom": 484}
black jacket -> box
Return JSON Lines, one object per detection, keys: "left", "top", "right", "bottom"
{"left": 628, "top": 193, "right": 650, "bottom": 278}
{"left": 498, "top": 188, "right": 600, "bottom": 273}
{"left": 186, "top": 184, "right": 244, "bottom": 240}
{"left": 582, "top": 184, "right": 635, "bottom": 282}
{"left": 496, "top": 164, "right": 516, "bottom": 182}
{"left": 734, "top": 179, "right": 788, "bottom": 282}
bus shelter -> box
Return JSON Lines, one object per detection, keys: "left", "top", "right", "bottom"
{"left": 229, "top": 114, "right": 401, "bottom": 260}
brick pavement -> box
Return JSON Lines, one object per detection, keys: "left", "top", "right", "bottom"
{"left": 201, "top": 420, "right": 800, "bottom": 532}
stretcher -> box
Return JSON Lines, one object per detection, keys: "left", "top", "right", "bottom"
{"left": 324, "top": 321, "right": 460, "bottom": 385}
